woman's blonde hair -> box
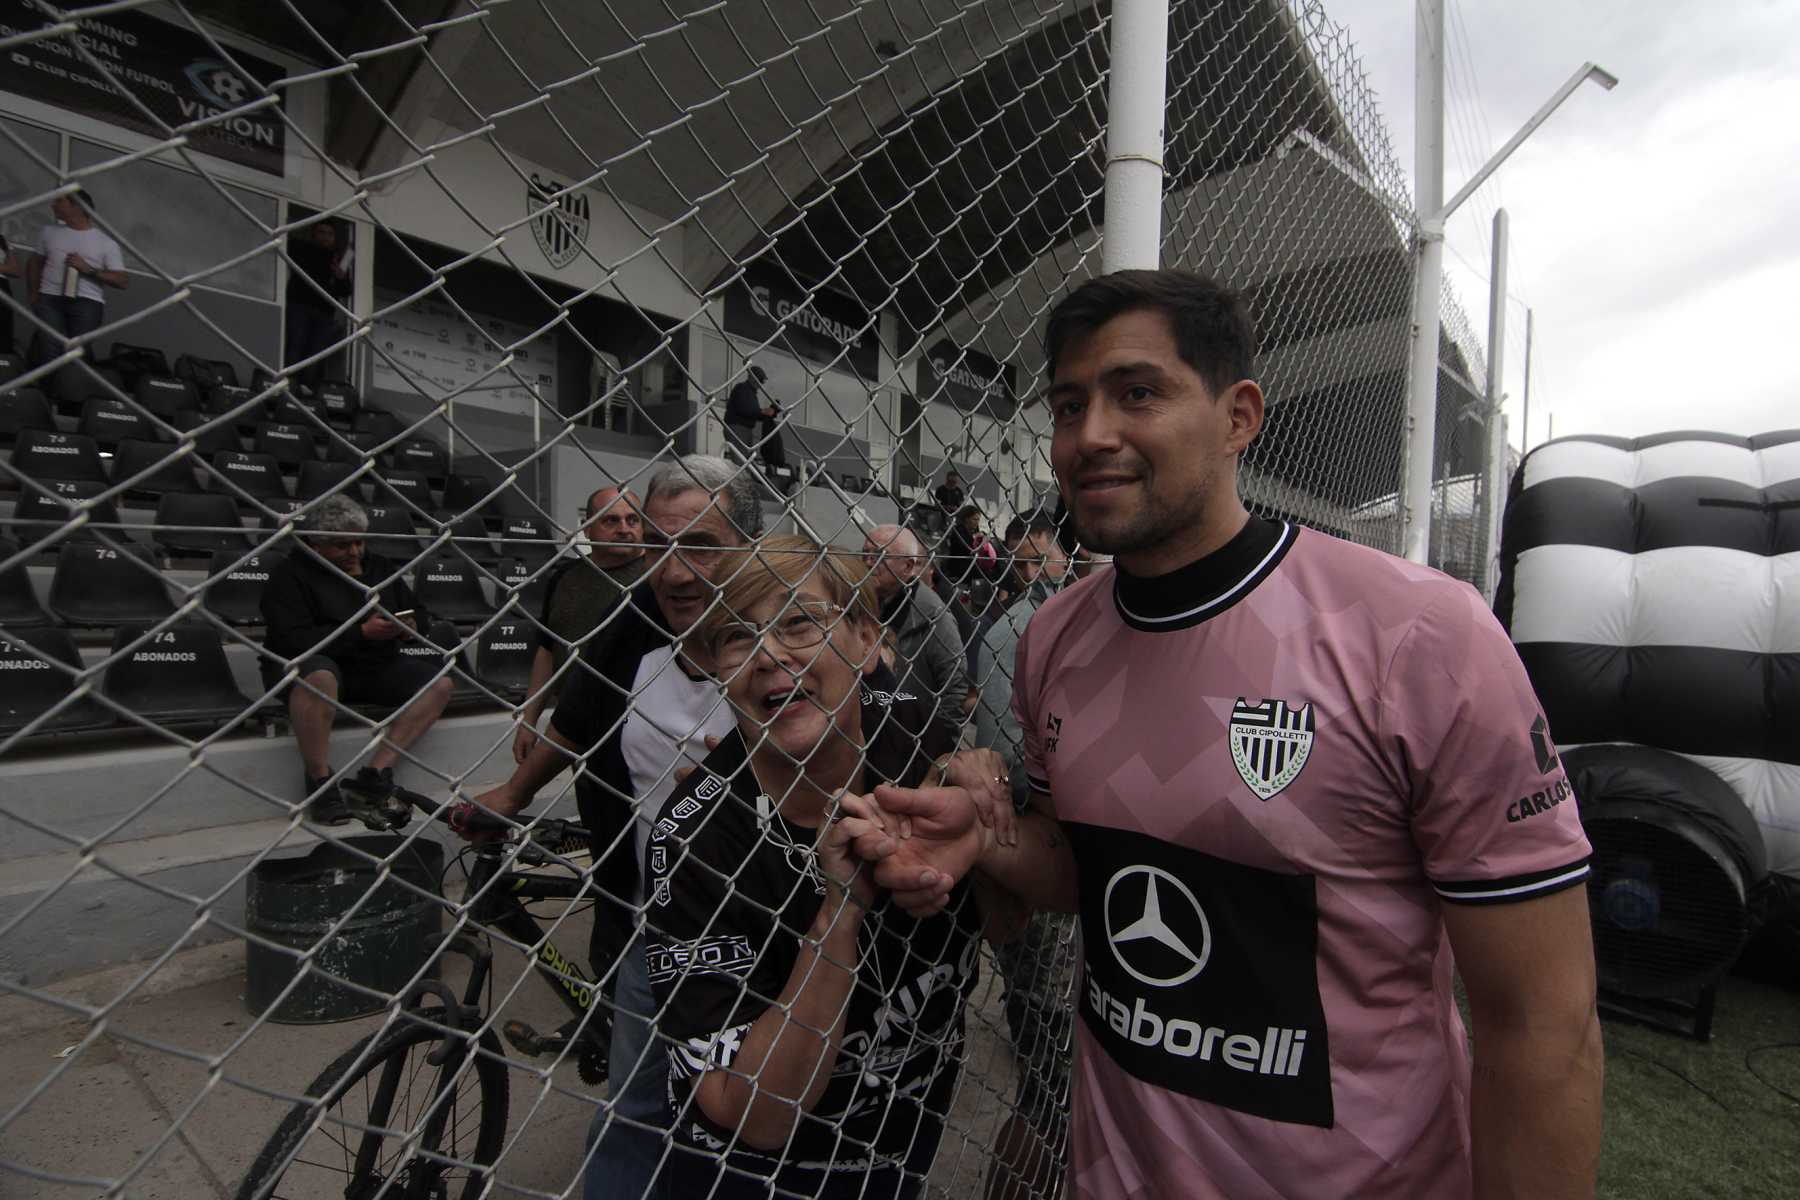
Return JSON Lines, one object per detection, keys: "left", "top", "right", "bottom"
{"left": 689, "top": 534, "right": 881, "bottom": 659}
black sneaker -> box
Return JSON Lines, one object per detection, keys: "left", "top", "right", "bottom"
{"left": 305, "top": 775, "right": 351, "bottom": 826}
{"left": 341, "top": 766, "right": 410, "bottom": 828}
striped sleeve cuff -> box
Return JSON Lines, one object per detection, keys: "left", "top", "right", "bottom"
{"left": 1026, "top": 773, "right": 1051, "bottom": 794}
{"left": 1433, "top": 858, "right": 1591, "bottom": 906}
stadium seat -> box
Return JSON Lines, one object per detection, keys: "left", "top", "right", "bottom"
{"left": 8, "top": 480, "right": 128, "bottom": 548}
{"left": 254, "top": 421, "right": 315, "bottom": 469}
{"left": 79, "top": 396, "right": 154, "bottom": 451}
{"left": 154, "top": 491, "right": 252, "bottom": 558}
{"left": 48, "top": 542, "right": 175, "bottom": 625}
{"left": 442, "top": 513, "right": 499, "bottom": 564}
{"left": 0, "top": 626, "right": 112, "bottom": 736}
{"left": 412, "top": 552, "right": 492, "bottom": 624}
{"left": 111, "top": 438, "right": 197, "bottom": 501}
{"left": 441, "top": 472, "right": 496, "bottom": 520}
{"left": 0, "top": 537, "right": 51, "bottom": 626}
{"left": 10, "top": 429, "right": 106, "bottom": 483}
{"left": 269, "top": 394, "right": 322, "bottom": 426}
{"left": 201, "top": 548, "right": 284, "bottom": 626}
{"left": 249, "top": 366, "right": 278, "bottom": 395}
{"left": 0, "top": 387, "right": 55, "bottom": 447}
{"left": 315, "top": 381, "right": 360, "bottom": 425}
{"left": 395, "top": 618, "right": 477, "bottom": 700}
{"left": 496, "top": 556, "right": 550, "bottom": 618}
{"left": 0, "top": 350, "right": 22, "bottom": 383}
{"left": 256, "top": 496, "right": 307, "bottom": 533}
{"left": 323, "top": 430, "right": 384, "bottom": 465}
{"left": 296, "top": 459, "right": 361, "bottom": 501}
{"left": 500, "top": 514, "right": 555, "bottom": 564}
{"left": 203, "top": 383, "right": 263, "bottom": 433}
{"left": 371, "top": 470, "right": 435, "bottom": 513}
{"left": 171, "top": 410, "right": 243, "bottom": 459}
{"left": 352, "top": 408, "right": 402, "bottom": 440}
{"left": 174, "top": 354, "right": 239, "bottom": 391}
{"left": 106, "top": 343, "right": 170, "bottom": 390}
{"left": 134, "top": 375, "right": 198, "bottom": 423}
{"left": 392, "top": 437, "right": 448, "bottom": 483}
{"left": 476, "top": 617, "right": 535, "bottom": 701}
{"left": 364, "top": 504, "right": 422, "bottom": 557}
{"left": 208, "top": 450, "right": 288, "bottom": 502}
{"left": 102, "top": 621, "right": 254, "bottom": 727}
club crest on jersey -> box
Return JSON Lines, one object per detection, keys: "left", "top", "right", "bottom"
{"left": 1228, "top": 698, "right": 1315, "bottom": 800}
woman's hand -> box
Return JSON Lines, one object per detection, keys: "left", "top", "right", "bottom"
{"left": 818, "top": 792, "right": 889, "bottom": 912}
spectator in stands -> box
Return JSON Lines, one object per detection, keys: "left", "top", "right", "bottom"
{"left": 261, "top": 495, "right": 454, "bottom": 825}
{"left": 511, "top": 485, "right": 646, "bottom": 763}
{"left": 464, "top": 454, "right": 759, "bottom": 1200}
{"left": 26, "top": 189, "right": 125, "bottom": 366}
{"left": 861, "top": 523, "right": 971, "bottom": 743}
{"left": 284, "top": 220, "right": 353, "bottom": 389}
{"left": 647, "top": 535, "right": 980, "bottom": 1198}
{"left": 971, "top": 519, "right": 1075, "bottom": 1200}
{"left": 934, "top": 469, "right": 965, "bottom": 515}
{"left": 723, "top": 364, "right": 789, "bottom": 483}
{"left": 0, "top": 233, "right": 18, "bottom": 351}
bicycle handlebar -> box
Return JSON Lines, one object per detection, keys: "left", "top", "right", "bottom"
{"left": 395, "top": 787, "right": 592, "bottom": 858}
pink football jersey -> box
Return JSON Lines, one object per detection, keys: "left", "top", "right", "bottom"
{"left": 1013, "top": 521, "right": 1590, "bottom": 1199}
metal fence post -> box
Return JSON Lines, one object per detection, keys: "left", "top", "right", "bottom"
{"left": 1481, "top": 208, "right": 1510, "bottom": 594}
{"left": 1101, "top": 2, "right": 1171, "bottom": 272}
{"left": 1401, "top": 0, "right": 1446, "bottom": 565}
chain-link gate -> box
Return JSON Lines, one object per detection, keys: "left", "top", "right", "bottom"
{"left": 0, "top": 1, "right": 1452, "bottom": 1196}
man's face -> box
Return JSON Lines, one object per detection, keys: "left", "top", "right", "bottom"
{"left": 313, "top": 223, "right": 338, "bottom": 251}
{"left": 583, "top": 487, "right": 643, "bottom": 567}
{"left": 51, "top": 196, "right": 76, "bottom": 224}
{"left": 1013, "top": 532, "right": 1068, "bottom": 589}
{"left": 643, "top": 489, "right": 743, "bottom": 633}
{"left": 1047, "top": 308, "right": 1260, "bottom": 570}
{"left": 861, "top": 533, "right": 921, "bottom": 601}
{"left": 311, "top": 532, "right": 364, "bottom": 576}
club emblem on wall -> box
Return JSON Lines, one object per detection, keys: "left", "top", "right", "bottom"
{"left": 528, "top": 174, "right": 591, "bottom": 269}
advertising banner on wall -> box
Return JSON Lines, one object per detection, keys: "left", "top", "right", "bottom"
{"left": 915, "top": 339, "right": 1017, "bottom": 421}
{"left": 723, "top": 263, "right": 881, "bottom": 379}
{"left": 0, "top": 3, "right": 287, "bottom": 176}
{"left": 372, "top": 292, "right": 559, "bottom": 412}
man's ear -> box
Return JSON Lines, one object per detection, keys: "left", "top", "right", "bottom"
{"left": 1223, "top": 379, "right": 1265, "bottom": 455}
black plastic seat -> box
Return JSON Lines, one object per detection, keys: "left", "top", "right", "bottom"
{"left": 103, "top": 621, "right": 253, "bottom": 727}
{"left": 495, "top": 556, "right": 550, "bottom": 619}
{"left": 371, "top": 470, "right": 435, "bottom": 514}
{"left": 0, "top": 351, "right": 22, "bottom": 383}
{"left": 269, "top": 394, "right": 322, "bottom": 426}
{"left": 171, "top": 410, "right": 243, "bottom": 459}
{"left": 413, "top": 553, "right": 492, "bottom": 624}
{"left": 8, "top": 480, "right": 128, "bottom": 547}
{"left": 364, "top": 504, "right": 422, "bottom": 558}
{"left": 0, "top": 537, "right": 51, "bottom": 626}
{"left": 296, "top": 459, "right": 361, "bottom": 502}
{"left": 253, "top": 421, "right": 315, "bottom": 469}
{"left": 0, "top": 626, "right": 112, "bottom": 736}
{"left": 0, "top": 387, "right": 55, "bottom": 447}
{"left": 154, "top": 491, "right": 252, "bottom": 558}
{"left": 441, "top": 472, "right": 496, "bottom": 521}
{"left": 500, "top": 514, "right": 555, "bottom": 564}
{"left": 256, "top": 496, "right": 307, "bottom": 534}
{"left": 107, "top": 342, "right": 170, "bottom": 390}
{"left": 352, "top": 408, "right": 401, "bottom": 440}
{"left": 79, "top": 396, "right": 154, "bottom": 451}
{"left": 315, "top": 381, "right": 360, "bottom": 426}
{"left": 201, "top": 548, "right": 285, "bottom": 626}
{"left": 112, "top": 438, "right": 197, "bottom": 500}
{"left": 134, "top": 375, "right": 198, "bottom": 422}
{"left": 392, "top": 437, "right": 448, "bottom": 483}
{"left": 208, "top": 450, "right": 287, "bottom": 502}
{"left": 476, "top": 617, "right": 536, "bottom": 701}
{"left": 174, "top": 354, "right": 239, "bottom": 391}
{"left": 203, "top": 383, "right": 264, "bottom": 434}
{"left": 323, "top": 430, "right": 384, "bottom": 464}
{"left": 48, "top": 541, "right": 175, "bottom": 625}
{"left": 11, "top": 429, "right": 106, "bottom": 483}
{"left": 442, "top": 513, "right": 499, "bottom": 564}
{"left": 395, "top": 618, "right": 476, "bottom": 701}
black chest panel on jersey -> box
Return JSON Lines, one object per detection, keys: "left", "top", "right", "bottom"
{"left": 1069, "top": 820, "right": 1335, "bottom": 1128}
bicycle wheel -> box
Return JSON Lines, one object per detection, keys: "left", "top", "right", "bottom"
{"left": 236, "top": 1009, "right": 510, "bottom": 1200}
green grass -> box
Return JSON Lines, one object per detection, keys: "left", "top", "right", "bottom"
{"left": 1598, "top": 975, "right": 1800, "bottom": 1198}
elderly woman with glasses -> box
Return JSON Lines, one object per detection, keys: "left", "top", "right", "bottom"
{"left": 641, "top": 534, "right": 992, "bottom": 1199}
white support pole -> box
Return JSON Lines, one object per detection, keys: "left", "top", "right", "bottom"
{"left": 1520, "top": 308, "right": 1534, "bottom": 453}
{"left": 1400, "top": 0, "right": 1446, "bottom": 565}
{"left": 1481, "top": 209, "right": 1509, "bottom": 597}
{"left": 1100, "top": 2, "right": 1170, "bottom": 272}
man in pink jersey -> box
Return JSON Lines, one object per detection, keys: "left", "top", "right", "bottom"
{"left": 853, "top": 269, "right": 1603, "bottom": 1198}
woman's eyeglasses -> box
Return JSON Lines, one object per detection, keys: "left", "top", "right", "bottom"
{"left": 710, "top": 601, "right": 845, "bottom": 670}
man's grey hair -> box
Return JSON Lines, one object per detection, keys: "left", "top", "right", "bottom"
{"left": 304, "top": 494, "right": 368, "bottom": 538}
{"left": 643, "top": 454, "right": 762, "bottom": 542}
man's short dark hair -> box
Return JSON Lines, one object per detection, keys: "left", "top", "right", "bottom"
{"left": 72, "top": 188, "right": 96, "bottom": 214}
{"left": 1004, "top": 516, "right": 1028, "bottom": 544}
{"left": 1043, "top": 268, "right": 1256, "bottom": 396}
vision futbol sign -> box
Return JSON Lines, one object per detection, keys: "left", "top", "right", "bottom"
{"left": 0, "top": 3, "right": 287, "bottom": 176}
{"left": 723, "top": 264, "right": 881, "bottom": 380}
{"left": 915, "top": 339, "right": 1016, "bottom": 421}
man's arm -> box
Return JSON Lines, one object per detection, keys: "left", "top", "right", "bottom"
{"left": 1443, "top": 886, "right": 1603, "bottom": 1200}
{"left": 472, "top": 719, "right": 584, "bottom": 818}
{"left": 512, "top": 647, "right": 558, "bottom": 763}
{"left": 861, "top": 782, "right": 1077, "bottom": 916}
{"left": 25, "top": 252, "right": 41, "bottom": 304}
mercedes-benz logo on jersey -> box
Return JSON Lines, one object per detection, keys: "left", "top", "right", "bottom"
{"left": 1229, "top": 697, "right": 1315, "bottom": 800}
{"left": 1104, "top": 865, "right": 1211, "bottom": 987}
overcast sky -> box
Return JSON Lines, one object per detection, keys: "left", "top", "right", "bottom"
{"left": 1324, "top": 0, "right": 1800, "bottom": 448}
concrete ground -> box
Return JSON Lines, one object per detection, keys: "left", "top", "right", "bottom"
{"left": 0, "top": 917, "right": 1028, "bottom": 1199}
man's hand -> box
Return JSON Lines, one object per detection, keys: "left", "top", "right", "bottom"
{"left": 455, "top": 783, "right": 527, "bottom": 842}
{"left": 852, "top": 783, "right": 988, "bottom": 917}
{"left": 933, "top": 748, "right": 1016, "bottom": 848}
{"left": 67, "top": 252, "right": 92, "bottom": 276}
{"left": 511, "top": 723, "right": 539, "bottom": 764}
{"left": 673, "top": 734, "right": 723, "bottom": 785}
{"left": 361, "top": 614, "right": 405, "bottom": 641}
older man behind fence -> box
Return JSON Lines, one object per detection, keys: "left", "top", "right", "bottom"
{"left": 861, "top": 523, "right": 971, "bottom": 745}
{"left": 464, "top": 455, "right": 758, "bottom": 1200}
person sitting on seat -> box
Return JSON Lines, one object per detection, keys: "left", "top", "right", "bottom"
{"left": 724, "top": 364, "right": 790, "bottom": 483}
{"left": 261, "top": 495, "right": 454, "bottom": 824}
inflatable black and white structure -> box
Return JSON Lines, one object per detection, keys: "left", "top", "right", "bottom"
{"left": 1497, "top": 431, "right": 1800, "bottom": 1030}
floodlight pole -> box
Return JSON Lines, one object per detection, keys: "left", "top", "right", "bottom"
{"left": 1100, "top": 1, "right": 1170, "bottom": 271}
{"left": 1400, "top": 5, "right": 1617, "bottom": 564}
{"left": 1481, "top": 208, "right": 1509, "bottom": 597}
{"left": 1520, "top": 308, "right": 1535, "bottom": 452}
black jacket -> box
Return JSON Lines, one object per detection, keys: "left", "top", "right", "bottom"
{"left": 262, "top": 550, "right": 423, "bottom": 668}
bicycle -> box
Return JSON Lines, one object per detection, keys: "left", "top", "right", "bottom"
{"left": 236, "top": 789, "right": 612, "bottom": 1200}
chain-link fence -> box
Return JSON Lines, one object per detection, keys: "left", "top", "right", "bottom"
{"left": 0, "top": 1, "right": 1468, "bottom": 1196}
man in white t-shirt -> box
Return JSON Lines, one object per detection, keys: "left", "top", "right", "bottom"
{"left": 26, "top": 189, "right": 126, "bottom": 364}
